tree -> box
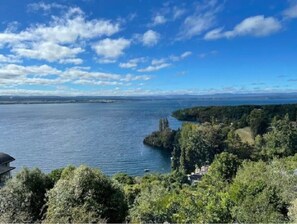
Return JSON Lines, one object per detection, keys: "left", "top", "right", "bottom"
{"left": 129, "top": 184, "right": 175, "bottom": 223}
{"left": 207, "top": 152, "right": 241, "bottom": 183}
{"left": 229, "top": 159, "right": 297, "bottom": 223}
{"left": 261, "top": 114, "right": 297, "bottom": 159}
{"left": 47, "top": 167, "right": 65, "bottom": 184}
{"left": 45, "top": 166, "right": 128, "bottom": 223}
{"left": 159, "top": 118, "right": 169, "bottom": 132}
{"left": 179, "top": 123, "right": 224, "bottom": 173}
{"left": 0, "top": 168, "right": 53, "bottom": 223}
{"left": 112, "top": 173, "right": 135, "bottom": 185}
{"left": 248, "top": 109, "right": 268, "bottom": 137}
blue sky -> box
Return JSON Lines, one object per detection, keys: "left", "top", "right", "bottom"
{"left": 0, "top": 0, "right": 296, "bottom": 96}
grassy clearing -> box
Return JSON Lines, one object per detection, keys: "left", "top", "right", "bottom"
{"left": 235, "top": 127, "right": 254, "bottom": 145}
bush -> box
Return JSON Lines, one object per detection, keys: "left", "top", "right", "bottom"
{"left": 45, "top": 165, "right": 128, "bottom": 223}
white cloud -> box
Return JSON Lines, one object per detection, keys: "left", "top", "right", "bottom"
{"left": 151, "top": 58, "right": 166, "bottom": 65}
{"left": 137, "top": 51, "right": 191, "bottom": 72}
{"left": 73, "top": 79, "right": 122, "bottom": 86}
{"left": 0, "top": 64, "right": 61, "bottom": 78}
{"left": 178, "top": 0, "right": 222, "bottom": 39}
{"left": 0, "top": 54, "right": 21, "bottom": 63}
{"left": 92, "top": 38, "right": 131, "bottom": 60}
{"left": 205, "top": 15, "right": 282, "bottom": 40}
{"left": 169, "top": 51, "right": 192, "bottom": 61}
{"left": 173, "top": 7, "right": 186, "bottom": 20}
{"left": 152, "top": 15, "right": 167, "bottom": 26}
{"left": 198, "top": 50, "right": 218, "bottom": 58}
{"left": 12, "top": 41, "right": 84, "bottom": 63}
{"left": 96, "top": 58, "right": 117, "bottom": 64}
{"left": 283, "top": 1, "right": 297, "bottom": 19}
{"left": 141, "top": 30, "right": 160, "bottom": 47}
{"left": 120, "top": 74, "right": 151, "bottom": 81}
{"left": 59, "top": 58, "right": 83, "bottom": 65}
{"left": 137, "top": 63, "right": 170, "bottom": 72}
{"left": 0, "top": 8, "right": 120, "bottom": 46}
{"left": 27, "top": 2, "right": 66, "bottom": 12}
{"left": 119, "top": 57, "right": 146, "bottom": 69}
{"left": 0, "top": 7, "right": 120, "bottom": 64}
{"left": 180, "top": 13, "right": 215, "bottom": 39}
{"left": 119, "top": 62, "right": 137, "bottom": 68}
{"left": 0, "top": 63, "right": 152, "bottom": 88}
{"left": 181, "top": 51, "right": 192, "bottom": 58}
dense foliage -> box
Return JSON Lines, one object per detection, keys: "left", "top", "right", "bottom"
{"left": 45, "top": 166, "right": 128, "bottom": 223}
{"left": 172, "top": 104, "right": 297, "bottom": 134}
{"left": 0, "top": 168, "right": 53, "bottom": 223}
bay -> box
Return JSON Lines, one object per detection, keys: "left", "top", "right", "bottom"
{"left": 0, "top": 97, "right": 297, "bottom": 176}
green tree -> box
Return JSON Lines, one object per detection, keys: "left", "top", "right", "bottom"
{"left": 45, "top": 166, "right": 128, "bottom": 223}
{"left": 207, "top": 152, "right": 241, "bottom": 183}
{"left": 248, "top": 109, "right": 268, "bottom": 137}
{"left": 179, "top": 123, "right": 224, "bottom": 173}
{"left": 229, "top": 160, "right": 297, "bottom": 223}
{"left": 173, "top": 177, "right": 232, "bottom": 223}
{"left": 112, "top": 173, "right": 135, "bottom": 185}
{"left": 129, "top": 184, "right": 175, "bottom": 223}
{"left": 47, "top": 167, "right": 65, "bottom": 184}
{"left": 0, "top": 168, "right": 53, "bottom": 223}
{"left": 261, "top": 114, "right": 297, "bottom": 159}
{"left": 159, "top": 118, "right": 169, "bottom": 132}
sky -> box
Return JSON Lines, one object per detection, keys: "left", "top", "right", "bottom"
{"left": 0, "top": 0, "right": 296, "bottom": 96}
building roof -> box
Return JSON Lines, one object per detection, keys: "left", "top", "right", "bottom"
{"left": 0, "top": 165, "right": 15, "bottom": 175}
{"left": 0, "top": 153, "right": 15, "bottom": 165}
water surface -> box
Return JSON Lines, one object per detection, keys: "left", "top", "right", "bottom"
{"left": 0, "top": 97, "right": 296, "bottom": 176}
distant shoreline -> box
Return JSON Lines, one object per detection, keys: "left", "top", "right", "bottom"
{"left": 0, "top": 99, "right": 116, "bottom": 105}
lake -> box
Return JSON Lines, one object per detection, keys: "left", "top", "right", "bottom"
{"left": 1, "top": 97, "right": 297, "bottom": 176}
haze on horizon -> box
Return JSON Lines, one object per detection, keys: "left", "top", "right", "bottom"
{"left": 0, "top": 0, "right": 296, "bottom": 96}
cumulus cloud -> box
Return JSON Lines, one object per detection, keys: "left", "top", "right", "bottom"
{"left": 12, "top": 41, "right": 84, "bottom": 62}
{"left": 141, "top": 30, "right": 160, "bottom": 47}
{"left": 205, "top": 15, "right": 282, "bottom": 40}
{"left": 0, "top": 6, "right": 120, "bottom": 64}
{"left": 0, "top": 54, "right": 21, "bottom": 63}
{"left": 92, "top": 38, "right": 131, "bottom": 60}
{"left": 0, "top": 8, "right": 120, "bottom": 46}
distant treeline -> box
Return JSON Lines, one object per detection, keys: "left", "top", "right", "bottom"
{"left": 172, "top": 104, "right": 297, "bottom": 123}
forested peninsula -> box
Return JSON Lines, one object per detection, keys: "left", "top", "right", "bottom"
{"left": 1, "top": 103, "right": 297, "bottom": 223}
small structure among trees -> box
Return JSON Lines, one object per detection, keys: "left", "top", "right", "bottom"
{"left": 0, "top": 153, "right": 15, "bottom": 186}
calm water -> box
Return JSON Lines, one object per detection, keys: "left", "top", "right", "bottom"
{"left": 1, "top": 97, "right": 297, "bottom": 176}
